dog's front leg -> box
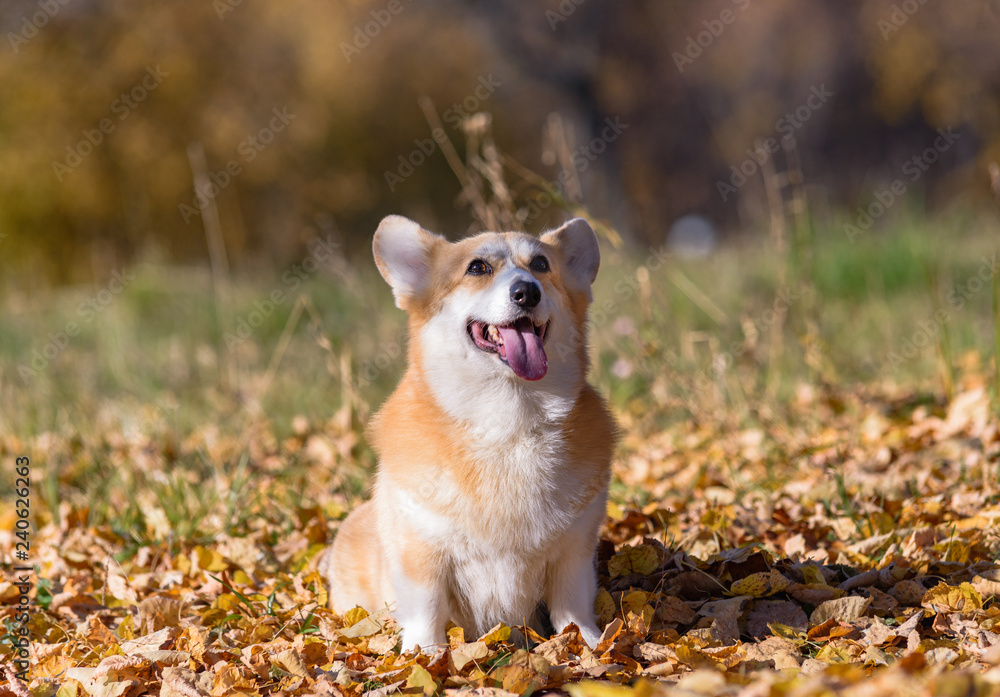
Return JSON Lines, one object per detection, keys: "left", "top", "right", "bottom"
{"left": 544, "top": 495, "right": 606, "bottom": 648}
{"left": 389, "top": 544, "right": 450, "bottom": 652}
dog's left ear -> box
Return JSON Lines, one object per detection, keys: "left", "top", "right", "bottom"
{"left": 541, "top": 218, "right": 601, "bottom": 299}
{"left": 373, "top": 215, "right": 444, "bottom": 309}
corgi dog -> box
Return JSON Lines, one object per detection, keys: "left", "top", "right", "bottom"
{"left": 320, "top": 215, "right": 616, "bottom": 650}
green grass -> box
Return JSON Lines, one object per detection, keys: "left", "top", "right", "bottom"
{"left": 2, "top": 208, "right": 998, "bottom": 539}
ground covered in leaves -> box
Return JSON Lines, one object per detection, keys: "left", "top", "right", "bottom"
{"left": 3, "top": 375, "right": 1000, "bottom": 697}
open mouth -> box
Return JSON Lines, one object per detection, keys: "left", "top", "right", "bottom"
{"left": 467, "top": 317, "right": 549, "bottom": 381}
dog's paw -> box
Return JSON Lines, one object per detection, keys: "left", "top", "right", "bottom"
{"left": 579, "top": 624, "right": 603, "bottom": 650}
{"left": 400, "top": 629, "right": 446, "bottom": 655}
{"left": 404, "top": 642, "right": 447, "bottom": 659}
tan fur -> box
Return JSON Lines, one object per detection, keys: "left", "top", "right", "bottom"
{"left": 321, "top": 217, "right": 616, "bottom": 649}
{"left": 320, "top": 500, "right": 386, "bottom": 612}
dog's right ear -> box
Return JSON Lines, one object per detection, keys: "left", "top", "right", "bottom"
{"left": 373, "top": 216, "right": 444, "bottom": 309}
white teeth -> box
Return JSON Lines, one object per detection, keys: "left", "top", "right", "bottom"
{"left": 487, "top": 324, "right": 502, "bottom": 344}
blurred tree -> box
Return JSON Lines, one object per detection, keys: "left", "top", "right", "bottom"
{"left": 0, "top": 0, "right": 996, "bottom": 284}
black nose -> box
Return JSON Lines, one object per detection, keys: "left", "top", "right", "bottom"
{"left": 510, "top": 280, "right": 541, "bottom": 309}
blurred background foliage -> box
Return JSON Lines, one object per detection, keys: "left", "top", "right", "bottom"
{"left": 5, "top": 0, "right": 1000, "bottom": 535}
{"left": 2, "top": 0, "right": 1000, "bottom": 286}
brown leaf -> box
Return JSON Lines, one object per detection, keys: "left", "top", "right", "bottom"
{"left": 366, "top": 632, "right": 400, "bottom": 655}
{"left": 478, "top": 623, "right": 511, "bottom": 645}
{"left": 670, "top": 570, "right": 723, "bottom": 598}
{"left": 271, "top": 648, "right": 310, "bottom": 679}
{"left": 697, "top": 596, "right": 749, "bottom": 646}
{"left": 82, "top": 616, "right": 121, "bottom": 647}
{"left": 982, "top": 644, "right": 1000, "bottom": 665}
{"left": 105, "top": 573, "right": 138, "bottom": 605}
{"left": 405, "top": 664, "right": 436, "bottom": 697}
{"left": 706, "top": 546, "right": 765, "bottom": 566}
{"left": 447, "top": 626, "right": 465, "bottom": 648}
{"left": 339, "top": 615, "right": 383, "bottom": 638}
{"left": 786, "top": 582, "right": 842, "bottom": 606}
{"left": 921, "top": 582, "right": 983, "bottom": 612}
{"left": 862, "top": 618, "right": 893, "bottom": 646}
{"left": 890, "top": 579, "right": 926, "bottom": 605}
{"left": 709, "top": 604, "right": 740, "bottom": 646}
{"left": 133, "top": 650, "right": 190, "bottom": 666}
{"left": 137, "top": 595, "right": 185, "bottom": 633}
{"left": 345, "top": 652, "right": 376, "bottom": 672}
{"left": 634, "top": 642, "right": 672, "bottom": 663}
{"left": 972, "top": 572, "right": 1000, "bottom": 597}
{"left": 898, "top": 649, "right": 927, "bottom": 672}
{"left": 496, "top": 666, "right": 540, "bottom": 695}
{"left": 730, "top": 569, "right": 791, "bottom": 597}
{"left": 176, "top": 626, "right": 209, "bottom": 663}
{"left": 607, "top": 544, "right": 661, "bottom": 578}
{"left": 212, "top": 664, "right": 259, "bottom": 696}
{"left": 879, "top": 564, "right": 910, "bottom": 588}
{"left": 594, "top": 618, "right": 624, "bottom": 654}
{"left": 895, "top": 611, "right": 923, "bottom": 638}
{"left": 2, "top": 666, "right": 31, "bottom": 697}
{"left": 814, "top": 641, "right": 862, "bottom": 664}
{"left": 742, "top": 636, "right": 803, "bottom": 669}
{"left": 809, "top": 595, "right": 871, "bottom": 627}
{"left": 925, "top": 647, "right": 960, "bottom": 666}
{"left": 93, "top": 655, "right": 150, "bottom": 680}
{"left": 838, "top": 568, "right": 880, "bottom": 592}
{"left": 534, "top": 627, "right": 584, "bottom": 664}
{"left": 641, "top": 661, "right": 676, "bottom": 677}
{"left": 160, "top": 667, "right": 211, "bottom": 697}
{"left": 807, "top": 619, "right": 855, "bottom": 642}
{"left": 452, "top": 640, "right": 488, "bottom": 671}
{"left": 675, "top": 640, "right": 741, "bottom": 669}
{"left": 493, "top": 651, "right": 549, "bottom": 696}
{"left": 866, "top": 587, "right": 900, "bottom": 613}
{"left": 655, "top": 595, "right": 697, "bottom": 626}
{"left": 64, "top": 668, "right": 141, "bottom": 697}
{"left": 746, "top": 600, "right": 808, "bottom": 639}
{"left": 594, "top": 588, "right": 616, "bottom": 628}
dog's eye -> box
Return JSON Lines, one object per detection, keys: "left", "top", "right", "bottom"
{"left": 466, "top": 259, "right": 492, "bottom": 276}
{"left": 529, "top": 255, "right": 550, "bottom": 273}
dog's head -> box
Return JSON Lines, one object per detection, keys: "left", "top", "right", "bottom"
{"left": 373, "top": 216, "right": 600, "bottom": 389}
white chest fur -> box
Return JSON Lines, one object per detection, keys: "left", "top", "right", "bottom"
{"left": 380, "top": 423, "right": 600, "bottom": 636}
{"left": 384, "top": 422, "right": 584, "bottom": 553}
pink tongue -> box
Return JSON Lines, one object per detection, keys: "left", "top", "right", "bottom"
{"left": 497, "top": 317, "right": 547, "bottom": 380}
